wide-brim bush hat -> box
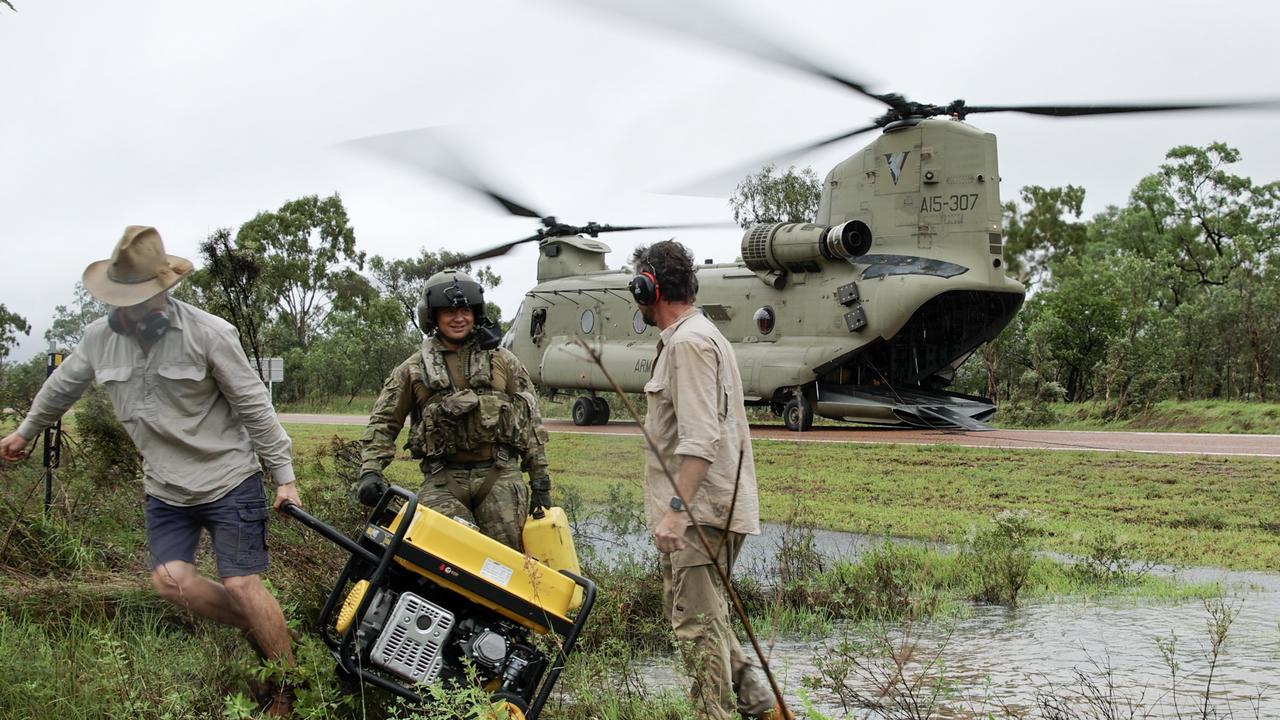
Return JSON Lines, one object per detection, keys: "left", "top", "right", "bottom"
{"left": 82, "top": 226, "right": 194, "bottom": 306}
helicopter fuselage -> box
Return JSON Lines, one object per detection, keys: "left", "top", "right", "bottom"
{"left": 502, "top": 117, "right": 1025, "bottom": 429}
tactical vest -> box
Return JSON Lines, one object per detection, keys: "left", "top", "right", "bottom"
{"left": 405, "top": 339, "right": 540, "bottom": 461}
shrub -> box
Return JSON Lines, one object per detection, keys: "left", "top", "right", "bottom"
{"left": 73, "top": 384, "right": 141, "bottom": 486}
{"left": 962, "top": 509, "right": 1042, "bottom": 606}
{"left": 1068, "top": 530, "right": 1153, "bottom": 586}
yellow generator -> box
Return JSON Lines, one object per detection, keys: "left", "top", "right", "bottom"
{"left": 284, "top": 487, "right": 594, "bottom": 719}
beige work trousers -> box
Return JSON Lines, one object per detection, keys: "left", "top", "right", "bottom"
{"left": 660, "top": 525, "right": 774, "bottom": 719}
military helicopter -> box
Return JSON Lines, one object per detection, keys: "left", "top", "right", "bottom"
{"left": 350, "top": 8, "right": 1277, "bottom": 432}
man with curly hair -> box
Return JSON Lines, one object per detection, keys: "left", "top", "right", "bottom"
{"left": 629, "top": 239, "right": 786, "bottom": 719}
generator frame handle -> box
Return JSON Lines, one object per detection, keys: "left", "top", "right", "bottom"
{"left": 282, "top": 488, "right": 425, "bottom": 699}
{"left": 529, "top": 569, "right": 596, "bottom": 717}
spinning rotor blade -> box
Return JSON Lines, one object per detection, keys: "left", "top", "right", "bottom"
{"left": 562, "top": 0, "right": 898, "bottom": 109}
{"left": 446, "top": 220, "right": 736, "bottom": 268}
{"left": 591, "top": 220, "right": 737, "bottom": 233}
{"left": 447, "top": 233, "right": 545, "bottom": 268}
{"left": 960, "top": 98, "right": 1280, "bottom": 118}
{"left": 340, "top": 127, "right": 545, "bottom": 219}
{"left": 669, "top": 121, "right": 881, "bottom": 196}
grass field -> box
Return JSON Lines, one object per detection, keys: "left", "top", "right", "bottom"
{"left": 285, "top": 423, "right": 1280, "bottom": 571}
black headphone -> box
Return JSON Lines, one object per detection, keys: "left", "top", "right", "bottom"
{"left": 108, "top": 307, "right": 170, "bottom": 342}
{"left": 628, "top": 270, "right": 661, "bottom": 306}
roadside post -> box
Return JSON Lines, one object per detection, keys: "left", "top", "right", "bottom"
{"left": 42, "top": 340, "right": 63, "bottom": 511}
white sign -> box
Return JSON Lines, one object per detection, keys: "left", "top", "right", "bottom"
{"left": 479, "top": 558, "right": 513, "bottom": 587}
{"left": 249, "top": 357, "right": 285, "bottom": 383}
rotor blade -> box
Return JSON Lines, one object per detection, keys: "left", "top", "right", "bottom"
{"left": 446, "top": 233, "right": 545, "bottom": 268}
{"left": 962, "top": 98, "right": 1280, "bottom": 118}
{"left": 592, "top": 221, "right": 738, "bottom": 233}
{"left": 665, "top": 121, "right": 882, "bottom": 197}
{"left": 559, "top": 0, "right": 897, "bottom": 109}
{"left": 339, "top": 127, "right": 545, "bottom": 219}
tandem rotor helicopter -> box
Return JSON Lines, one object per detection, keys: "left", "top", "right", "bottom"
{"left": 350, "top": 5, "right": 1278, "bottom": 432}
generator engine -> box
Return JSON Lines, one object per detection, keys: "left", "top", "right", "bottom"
{"left": 351, "top": 585, "right": 547, "bottom": 697}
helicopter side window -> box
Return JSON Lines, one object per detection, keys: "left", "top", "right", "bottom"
{"left": 754, "top": 306, "right": 776, "bottom": 335}
{"left": 531, "top": 308, "right": 546, "bottom": 338}
{"left": 580, "top": 309, "right": 595, "bottom": 335}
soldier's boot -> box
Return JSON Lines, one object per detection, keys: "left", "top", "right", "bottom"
{"left": 743, "top": 704, "right": 793, "bottom": 720}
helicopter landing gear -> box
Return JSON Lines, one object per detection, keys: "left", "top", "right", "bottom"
{"left": 783, "top": 395, "right": 814, "bottom": 432}
{"left": 571, "top": 396, "right": 596, "bottom": 426}
{"left": 591, "top": 397, "right": 610, "bottom": 425}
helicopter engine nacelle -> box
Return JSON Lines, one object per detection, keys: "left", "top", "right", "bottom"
{"left": 740, "top": 220, "right": 871, "bottom": 283}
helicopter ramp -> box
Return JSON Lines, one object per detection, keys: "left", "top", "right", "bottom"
{"left": 813, "top": 385, "right": 995, "bottom": 431}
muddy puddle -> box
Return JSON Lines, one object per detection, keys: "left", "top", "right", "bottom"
{"left": 574, "top": 520, "right": 1280, "bottom": 718}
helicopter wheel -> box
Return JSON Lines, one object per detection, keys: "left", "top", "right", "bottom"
{"left": 591, "top": 396, "right": 610, "bottom": 425}
{"left": 783, "top": 396, "right": 814, "bottom": 432}
{"left": 571, "top": 396, "right": 597, "bottom": 426}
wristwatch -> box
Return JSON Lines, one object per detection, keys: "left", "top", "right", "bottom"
{"left": 669, "top": 495, "right": 687, "bottom": 512}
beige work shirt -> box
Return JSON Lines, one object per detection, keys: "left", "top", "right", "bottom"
{"left": 642, "top": 307, "right": 760, "bottom": 536}
{"left": 18, "top": 299, "right": 295, "bottom": 506}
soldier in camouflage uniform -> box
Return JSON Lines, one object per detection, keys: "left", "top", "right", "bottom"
{"left": 356, "top": 270, "right": 552, "bottom": 550}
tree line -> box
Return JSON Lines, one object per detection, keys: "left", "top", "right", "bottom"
{"left": 965, "top": 142, "right": 1278, "bottom": 417}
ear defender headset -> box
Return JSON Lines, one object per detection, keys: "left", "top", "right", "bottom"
{"left": 108, "top": 307, "right": 170, "bottom": 342}
{"left": 628, "top": 269, "right": 661, "bottom": 306}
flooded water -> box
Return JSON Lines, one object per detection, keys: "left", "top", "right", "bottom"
{"left": 577, "top": 521, "right": 1280, "bottom": 719}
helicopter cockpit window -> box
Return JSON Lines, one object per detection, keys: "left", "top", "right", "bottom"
{"left": 754, "top": 306, "right": 776, "bottom": 335}
{"left": 531, "top": 307, "right": 546, "bottom": 338}
{"left": 580, "top": 308, "right": 595, "bottom": 335}
{"left": 632, "top": 309, "right": 647, "bottom": 335}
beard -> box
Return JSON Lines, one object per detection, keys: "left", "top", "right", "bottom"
{"left": 640, "top": 305, "right": 657, "bottom": 327}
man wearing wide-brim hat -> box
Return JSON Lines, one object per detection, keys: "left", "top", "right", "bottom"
{"left": 0, "top": 226, "right": 301, "bottom": 716}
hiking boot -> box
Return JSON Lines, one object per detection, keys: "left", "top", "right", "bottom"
{"left": 263, "top": 685, "right": 295, "bottom": 717}
{"left": 744, "top": 703, "right": 793, "bottom": 720}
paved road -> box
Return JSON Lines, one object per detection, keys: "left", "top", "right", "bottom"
{"left": 278, "top": 414, "right": 1280, "bottom": 458}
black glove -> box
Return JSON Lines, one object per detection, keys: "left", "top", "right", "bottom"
{"left": 356, "top": 471, "right": 387, "bottom": 508}
{"left": 528, "top": 469, "right": 553, "bottom": 516}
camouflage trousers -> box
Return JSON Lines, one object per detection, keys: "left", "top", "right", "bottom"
{"left": 660, "top": 526, "right": 774, "bottom": 720}
{"left": 420, "top": 458, "right": 528, "bottom": 551}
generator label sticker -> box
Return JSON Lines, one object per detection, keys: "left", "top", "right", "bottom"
{"left": 480, "top": 558, "right": 513, "bottom": 587}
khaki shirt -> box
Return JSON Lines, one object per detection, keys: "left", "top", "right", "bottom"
{"left": 643, "top": 308, "right": 760, "bottom": 536}
{"left": 18, "top": 299, "right": 295, "bottom": 506}
{"left": 360, "top": 336, "right": 550, "bottom": 475}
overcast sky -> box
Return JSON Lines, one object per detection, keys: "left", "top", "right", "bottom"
{"left": 3, "top": 0, "right": 1277, "bottom": 361}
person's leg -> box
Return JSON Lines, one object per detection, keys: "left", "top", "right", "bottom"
{"left": 150, "top": 560, "right": 249, "bottom": 626}
{"left": 471, "top": 463, "right": 527, "bottom": 551}
{"left": 420, "top": 467, "right": 477, "bottom": 524}
{"left": 721, "top": 533, "right": 779, "bottom": 717}
{"left": 207, "top": 475, "right": 295, "bottom": 717}
{"left": 223, "top": 573, "right": 293, "bottom": 664}
{"left": 147, "top": 494, "right": 249, "bottom": 625}
{"left": 205, "top": 476, "right": 292, "bottom": 657}
{"left": 665, "top": 528, "right": 736, "bottom": 720}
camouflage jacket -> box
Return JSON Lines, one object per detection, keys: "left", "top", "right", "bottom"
{"left": 360, "top": 335, "right": 549, "bottom": 476}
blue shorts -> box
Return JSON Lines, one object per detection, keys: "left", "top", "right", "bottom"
{"left": 145, "top": 473, "right": 270, "bottom": 578}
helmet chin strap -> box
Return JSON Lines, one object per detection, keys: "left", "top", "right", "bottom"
{"left": 475, "top": 322, "right": 503, "bottom": 350}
